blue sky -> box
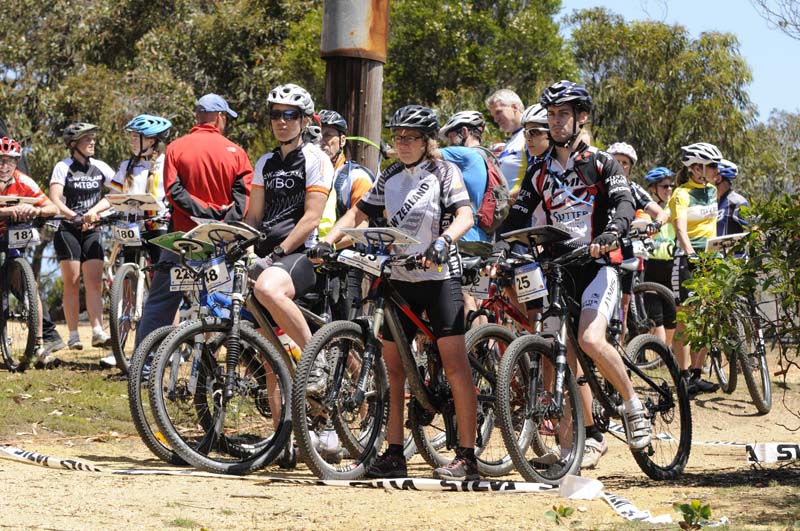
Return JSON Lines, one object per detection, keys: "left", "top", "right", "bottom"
{"left": 559, "top": 0, "right": 800, "bottom": 121}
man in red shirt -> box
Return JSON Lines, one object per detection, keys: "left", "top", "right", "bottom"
{"left": 135, "top": 94, "right": 253, "bottom": 347}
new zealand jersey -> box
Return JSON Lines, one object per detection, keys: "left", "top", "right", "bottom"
{"left": 50, "top": 157, "right": 114, "bottom": 218}
{"left": 358, "top": 159, "right": 471, "bottom": 282}
{"left": 252, "top": 142, "right": 333, "bottom": 254}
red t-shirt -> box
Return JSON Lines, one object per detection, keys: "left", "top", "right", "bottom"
{"left": 0, "top": 169, "right": 48, "bottom": 236}
{"left": 163, "top": 123, "right": 253, "bottom": 232}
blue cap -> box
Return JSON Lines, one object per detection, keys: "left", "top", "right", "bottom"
{"left": 195, "top": 93, "right": 238, "bottom": 118}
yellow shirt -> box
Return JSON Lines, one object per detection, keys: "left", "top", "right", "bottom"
{"left": 668, "top": 179, "right": 717, "bottom": 252}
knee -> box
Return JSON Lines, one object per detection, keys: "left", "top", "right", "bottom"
{"left": 578, "top": 330, "right": 604, "bottom": 356}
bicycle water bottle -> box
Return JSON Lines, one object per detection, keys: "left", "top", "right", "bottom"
{"left": 276, "top": 329, "right": 301, "bottom": 362}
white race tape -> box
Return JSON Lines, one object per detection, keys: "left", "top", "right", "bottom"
{"left": 602, "top": 492, "right": 672, "bottom": 523}
{"left": 746, "top": 443, "right": 800, "bottom": 464}
{"left": 0, "top": 445, "right": 103, "bottom": 472}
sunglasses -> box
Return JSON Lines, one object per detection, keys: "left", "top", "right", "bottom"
{"left": 270, "top": 109, "right": 302, "bottom": 121}
{"left": 393, "top": 134, "right": 423, "bottom": 143}
{"left": 524, "top": 128, "right": 548, "bottom": 138}
{"left": 657, "top": 184, "right": 674, "bottom": 190}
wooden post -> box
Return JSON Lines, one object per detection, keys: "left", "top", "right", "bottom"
{"left": 321, "top": 0, "right": 389, "bottom": 174}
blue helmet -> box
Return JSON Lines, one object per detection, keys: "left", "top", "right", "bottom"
{"left": 644, "top": 166, "right": 675, "bottom": 182}
{"left": 125, "top": 114, "right": 172, "bottom": 141}
{"left": 718, "top": 159, "right": 738, "bottom": 180}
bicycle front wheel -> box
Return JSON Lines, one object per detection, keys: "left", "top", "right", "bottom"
{"left": 738, "top": 314, "right": 772, "bottom": 414}
{"left": 1, "top": 257, "right": 38, "bottom": 372}
{"left": 710, "top": 315, "right": 740, "bottom": 394}
{"left": 128, "top": 325, "right": 189, "bottom": 466}
{"left": 110, "top": 263, "right": 146, "bottom": 374}
{"left": 626, "top": 334, "right": 692, "bottom": 480}
{"left": 149, "top": 318, "right": 292, "bottom": 475}
{"left": 496, "top": 335, "right": 584, "bottom": 485}
{"left": 292, "top": 320, "right": 389, "bottom": 480}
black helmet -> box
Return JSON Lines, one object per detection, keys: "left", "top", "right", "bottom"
{"left": 540, "top": 80, "right": 592, "bottom": 113}
{"left": 318, "top": 109, "right": 348, "bottom": 133}
{"left": 63, "top": 122, "right": 99, "bottom": 148}
{"left": 386, "top": 105, "right": 439, "bottom": 136}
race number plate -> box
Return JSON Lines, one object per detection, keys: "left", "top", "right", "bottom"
{"left": 464, "top": 272, "right": 491, "bottom": 299}
{"left": 336, "top": 248, "right": 389, "bottom": 277}
{"left": 203, "top": 255, "right": 232, "bottom": 294}
{"left": 169, "top": 267, "right": 198, "bottom": 292}
{"left": 514, "top": 262, "right": 547, "bottom": 303}
{"left": 113, "top": 222, "right": 142, "bottom": 246}
{"left": 8, "top": 225, "right": 41, "bottom": 249}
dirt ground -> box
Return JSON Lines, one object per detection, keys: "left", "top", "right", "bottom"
{"left": 1, "top": 327, "right": 798, "bottom": 531}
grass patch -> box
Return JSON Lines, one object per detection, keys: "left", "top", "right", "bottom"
{"left": 0, "top": 366, "right": 133, "bottom": 443}
{"left": 167, "top": 517, "right": 202, "bottom": 529}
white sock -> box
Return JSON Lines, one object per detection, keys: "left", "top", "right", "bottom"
{"left": 92, "top": 325, "right": 104, "bottom": 337}
{"left": 69, "top": 331, "right": 80, "bottom": 343}
{"left": 624, "top": 396, "right": 643, "bottom": 413}
{"left": 560, "top": 447, "right": 571, "bottom": 460}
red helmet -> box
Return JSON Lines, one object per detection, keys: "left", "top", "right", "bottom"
{"left": 0, "top": 137, "right": 22, "bottom": 158}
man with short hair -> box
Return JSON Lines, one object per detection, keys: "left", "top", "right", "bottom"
{"left": 485, "top": 89, "right": 526, "bottom": 202}
{"left": 134, "top": 93, "right": 253, "bottom": 347}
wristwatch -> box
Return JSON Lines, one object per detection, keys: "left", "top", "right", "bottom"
{"left": 273, "top": 245, "right": 286, "bottom": 258}
{"left": 440, "top": 234, "right": 453, "bottom": 245}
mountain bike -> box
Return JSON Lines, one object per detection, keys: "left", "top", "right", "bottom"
{"left": 704, "top": 233, "right": 772, "bottom": 414}
{"left": 0, "top": 197, "right": 43, "bottom": 371}
{"left": 292, "top": 227, "right": 507, "bottom": 480}
{"left": 495, "top": 226, "right": 692, "bottom": 484}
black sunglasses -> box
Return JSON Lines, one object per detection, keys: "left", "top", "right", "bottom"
{"left": 270, "top": 109, "right": 301, "bottom": 121}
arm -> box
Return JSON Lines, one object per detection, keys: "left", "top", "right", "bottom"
{"left": 48, "top": 183, "right": 77, "bottom": 218}
{"left": 644, "top": 201, "right": 669, "bottom": 226}
{"left": 244, "top": 186, "right": 265, "bottom": 229}
{"left": 323, "top": 205, "right": 370, "bottom": 246}
{"left": 223, "top": 162, "right": 252, "bottom": 223}
{"left": 278, "top": 190, "right": 328, "bottom": 253}
{"left": 602, "top": 159, "right": 635, "bottom": 236}
{"left": 441, "top": 204, "right": 474, "bottom": 242}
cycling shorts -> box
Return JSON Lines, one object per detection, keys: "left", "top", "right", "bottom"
{"left": 272, "top": 252, "right": 317, "bottom": 299}
{"left": 54, "top": 228, "right": 104, "bottom": 262}
{"left": 382, "top": 277, "right": 465, "bottom": 342}
{"left": 538, "top": 263, "right": 620, "bottom": 332}
{"left": 671, "top": 254, "right": 693, "bottom": 306}
{"left": 643, "top": 259, "right": 678, "bottom": 329}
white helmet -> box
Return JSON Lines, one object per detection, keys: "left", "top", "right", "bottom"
{"left": 607, "top": 142, "right": 638, "bottom": 165}
{"left": 438, "top": 110, "right": 485, "bottom": 139}
{"left": 268, "top": 83, "right": 315, "bottom": 116}
{"left": 521, "top": 104, "right": 548, "bottom": 126}
{"left": 681, "top": 142, "right": 722, "bottom": 167}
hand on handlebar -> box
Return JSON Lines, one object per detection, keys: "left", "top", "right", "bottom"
{"left": 307, "top": 241, "right": 335, "bottom": 264}
{"left": 590, "top": 230, "right": 619, "bottom": 259}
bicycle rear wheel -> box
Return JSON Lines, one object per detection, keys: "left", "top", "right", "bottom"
{"left": 496, "top": 335, "right": 584, "bottom": 485}
{"left": 149, "top": 318, "right": 292, "bottom": 474}
{"left": 128, "top": 325, "right": 187, "bottom": 466}
{"left": 110, "top": 263, "right": 146, "bottom": 374}
{"left": 1, "top": 256, "right": 38, "bottom": 372}
{"left": 628, "top": 281, "right": 675, "bottom": 369}
{"left": 626, "top": 334, "right": 692, "bottom": 480}
{"left": 738, "top": 314, "right": 772, "bottom": 414}
{"left": 292, "top": 320, "right": 389, "bottom": 480}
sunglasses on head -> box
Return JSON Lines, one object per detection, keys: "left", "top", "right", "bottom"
{"left": 270, "top": 109, "right": 302, "bottom": 121}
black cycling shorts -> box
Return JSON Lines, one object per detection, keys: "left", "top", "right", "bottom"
{"left": 272, "top": 252, "right": 317, "bottom": 299}
{"left": 671, "top": 254, "right": 693, "bottom": 306}
{"left": 54, "top": 228, "right": 104, "bottom": 262}
{"left": 382, "top": 277, "right": 465, "bottom": 342}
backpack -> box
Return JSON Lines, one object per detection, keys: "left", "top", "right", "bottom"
{"left": 472, "top": 146, "right": 509, "bottom": 234}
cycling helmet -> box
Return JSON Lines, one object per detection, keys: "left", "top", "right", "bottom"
{"left": 63, "top": 122, "right": 99, "bottom": 147}
{"left": 0, "top": 137, "right": 22, "bottom": 158}
{"left": 305, "top": 125, "right": 322, "bottom": 144}
{"left": 540, "top": 80, "right": 592, "bottom": 112}
{"left": 521, "top": 104, "right": 548, "bottom": 126}
{"left": 718, "top": 159, "right": 738, "bottom": 180}
{"left": 607, "top": 142, "right": 638, "bottom": 165}
{"left": 125, "top": 114, "right": 173, "bottom": 141}
{"left": 644, "top": 166, "right": 675, "bottom": 182}
{"left": 438, "top": 110, "right": 485, "bottom": 138}
{"left": 318, "top": 109, "right": 348, "bottom": 132}
{"left": 680, "top": 142, "right": 722, "bottom": 167}
{"left": 267, "top": 83, "right": 315, "bottom": 116}
{"left": 386, "top": 105, "right": 439, "bottom": 136}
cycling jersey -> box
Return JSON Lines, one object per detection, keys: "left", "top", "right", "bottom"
{"left": 501, "top": 143, "right": 635, "bottom": 247}
{"left": 108, "top": 155, "right": 167, "bottom": 214}
{"left": 441, "top": 146, "right": 491, "bottom": 243}
{"left": 252, "top": 141, "right": 333, "bottom": 254}
{"left": 717, "top": 189, "right": 749, "bottom": 236}
{"left": 668, "top": 179, "right": 716, "bottom": 253}
{"left": 0, "top": 169, "right": 49, "bottom": 237}
{"left": 331, "top": 157, "right": 373, "bottom": 218}
{"left": 50, "top": 156, "right": 114, "bottom": 217}
{"left": 630, "top": 182, "right": 655, "bottom": 211}
{"left": 498, "top": 128, "right": 527, "bottom": 193}
{"left": 357, "top": 159, "right": 471, "bottom": 282}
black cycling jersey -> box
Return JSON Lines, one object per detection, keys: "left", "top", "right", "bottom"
{"left": 630, "top": 181, "right": 655, "bottom": 211}
{"left": 50, "top": 157, "right": 114, "bottom": 217}
{"left": 500, "top": 142, "right": 635, "bottom": 248}
{"left": 252, "top": 142, "right": 333, "bottom": 255}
